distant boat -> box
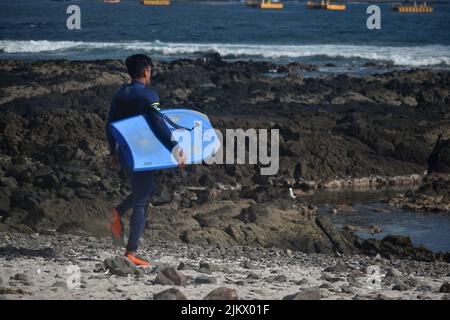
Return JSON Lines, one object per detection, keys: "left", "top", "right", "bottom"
{"left": 392, "top": 1, "right": 433, "bottom": 13}
{"left": 245, "top": 0, "right": 284, "bottom": 9}
{"left": 103, "top": 0, "right": 120, "bottom": 3}
{"left": 307, "top": 0, "right": 346, "bottom": 11}
{"left": 140, "top": 0, "right": 171, "bottom": 5}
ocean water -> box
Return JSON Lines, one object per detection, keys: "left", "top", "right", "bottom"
{"left": 1, "top": 0, "right": 450, "bottom": 72}
{"left": 309, "top": 189, "right": 450, "bottom": 253}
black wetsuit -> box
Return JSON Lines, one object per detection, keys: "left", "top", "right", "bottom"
{"left": 106, "top": 80, "right": 178, "bottom": 252}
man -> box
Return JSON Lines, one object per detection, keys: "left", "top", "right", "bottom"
{"left": 106, "top": 54, "right": 186, "bottom": 266}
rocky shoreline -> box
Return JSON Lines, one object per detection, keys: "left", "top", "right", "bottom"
{"left": 0, "top": 232, "right": 449, "bottom": 300}
{"left": 0, "top": 57, "right": 449, "bottom": 299}
{"left": 389, "top": 137, "right": 450, "bottom": 214}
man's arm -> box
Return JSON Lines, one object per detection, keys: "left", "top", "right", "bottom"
{"left": 144, "top": 94, "right": 186, "bottom": 167}
{"left": 145, "top": 102, "right": 179, "bottom": 152}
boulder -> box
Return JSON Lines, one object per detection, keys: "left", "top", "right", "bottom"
{"left": 439, "top": 282, "right": 450, "bottom": 293}
{"left": 154, "top": 267, "right": 187, "bottom": 286}
{"left": 204, "top": 287, "right": 238, "bottom": 300}
{"left": 153, "top": 288, "right": 187, "bottom": 300}
{"left": 103, "top": 256, "right": 139, "bottom": 277}
{"left": 283, "top": 289, "right": 322, "bottom": 300}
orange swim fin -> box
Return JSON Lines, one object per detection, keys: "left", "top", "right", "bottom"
{"left": 125, "top": 251, "right": 151, "bottom": 267}
{"left": 109, "top": 208, "right": 125, "bottom": 248}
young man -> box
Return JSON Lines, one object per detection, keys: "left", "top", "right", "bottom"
{"left": 106, "top": 54, "right": 186, "bottom": 266}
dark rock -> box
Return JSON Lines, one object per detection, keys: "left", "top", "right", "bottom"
{"left": 203, "top": 287, "right": 238, "bottom": 300}
{"left": 57, "top": 187, "right": 75, "bottom": 201}
{"left": 383, "top": 235, "right": 413, "bottom": 247}
{"left": 11, "top": 273, "right": 29, "bottom": 282}
{"left": 428, "top": 138, "right": 450, "bottom": 174}
{"left": 296, "top": 278, "right": 309, "bottom": 285}
{"left": 272, "top": 275, "right": 287, "bottom": 283}
{"left": 340, "top": 285, "right": 357, "bottom": 294}
{"left": 386, "top": 268, "right": 402, "bottom": 278}
{"left": 75, "top": 187, "right": 96, "bottom": 200}
{"left": 315, "top": 217, "right": 355, "bottom": 255}
{"left": 194, "top": 276, "right": 218, "bottom": 285}
{"left": 199, "top": 262, "right": 220, "bottom": 274}
{"left": 154, "top": 267, "right": 187, "bottom": 286}
{"left": 0, "top": 176, "right": 18, "bottom": 189}
{"left": 199, "top": 174, "right": 215, "bottom": 188}
{"left": 417, "top": 284, "right": 433, "bottom": 292}
{"left": 357, "top": 234, "right": 437, "bottom": 262}
{"left": 240, "top": 260, "right": 257, "bottom": 270}
{"left": 322, "top": 275, "right": 344, "bottom": 283}
{"left": 0, "top": 191, "right": 11, "bottom": 214}
{"left": 35, "top": 173, "right": 59, "bottom": 189}
{"left": 153, "top": 288, "right": 187, "bottom": 300}
{"left": 247, "top": 272, "right": 260, "bottom": 280}
{"left": 93, "top": 263, "right": 104, "bottom": 273}
{"left": 11, "top": 224, "right": 34, "bottom": 234}
{"left": 283, "top": 289, "right": 322, "bottom": 300}
{"left": 439, "top": 282, "right": 450, "bottom": 293}
{"left": 152, "top": 185, "right": 172, "bottom": 206}
{"left": 0, "top": 287, "right": 29, "bottom": 295}
{"left": 103, "top": 256, "right": 138, "bottom": 277}
{"left": 177, "top": 262, "right": 195, "bottom": 271}
{"left": 324, "top": 264, "right": 348, "bottom": 273}
{"left": 53, "top": 281, "right": 67, "bottom": 288}
{"left": 238, "top": 204, "right": 270, "bottom": 224}
{"left": 392, "top": 283, "right": 411, "bottom": 291}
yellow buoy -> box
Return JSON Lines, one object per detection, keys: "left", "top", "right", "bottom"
{"left": 306, "top": 1, "right": 346, "bottom": 11}
{"left": 245, "top": 0, "right": 284, "bottom": 9}
{"left": 326, "top": 4, "right": 346, "bottom": 10}
{"left": 392, "top": 1, "right": 433, "bottom": 13}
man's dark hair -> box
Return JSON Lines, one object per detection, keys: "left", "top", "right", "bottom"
{"left": 125, "top": 54, "right": 152, "bottom": 79}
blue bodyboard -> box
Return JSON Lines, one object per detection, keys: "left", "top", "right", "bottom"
{"left": 109, "top": 109, "right": 221, "bottom": 172}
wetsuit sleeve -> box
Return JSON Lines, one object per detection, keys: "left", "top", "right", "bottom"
{"left": 106, "top": 99, "right": 118, "bottom": 156}
{"left": 144, "top": 95, "right": 179, "bottom": 153}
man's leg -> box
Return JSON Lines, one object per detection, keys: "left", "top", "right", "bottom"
{"left": 116, "top": 193, "right": 134, "bottom": 216}
{"left": 125, "top": 170, "right": 155, "bottom": 263}
{"left": 110, "top": 158, "right": 133, "bottom": 246}
{"left": 110, "top": 194, "right": 134, "bottom": 247}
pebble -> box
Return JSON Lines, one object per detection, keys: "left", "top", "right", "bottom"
{"left": 246, "top": 272, "right": 260, "bottom": 280}
{"left": 240, "top": 260, "right": 257, "bottom": 270}
{"left": 392, "top": 282, "right": 411, "bottom": 291}
{"left": 11, "top": 273, "right": 29, "bottom": 282}
{"left": 194, "top": 276, "right": 218, "bottom": 285}
{"left": 386, "top": 268, "right": 402, "bottom": 278}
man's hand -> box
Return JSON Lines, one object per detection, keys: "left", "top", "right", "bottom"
{"left": 172, "top": 145, "right": 187, "bottom": 168}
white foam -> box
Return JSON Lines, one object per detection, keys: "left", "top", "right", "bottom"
{"left": 1, "top": 40, "right": 450, "bottom": 67}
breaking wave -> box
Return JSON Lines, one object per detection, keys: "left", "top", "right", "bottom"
{"left": 1, "top": 40, "right": 450, "bottom": 67}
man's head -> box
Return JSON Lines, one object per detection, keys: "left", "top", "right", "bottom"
{"left": 125, "top": 54, "right": 153, "bottom": 85}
